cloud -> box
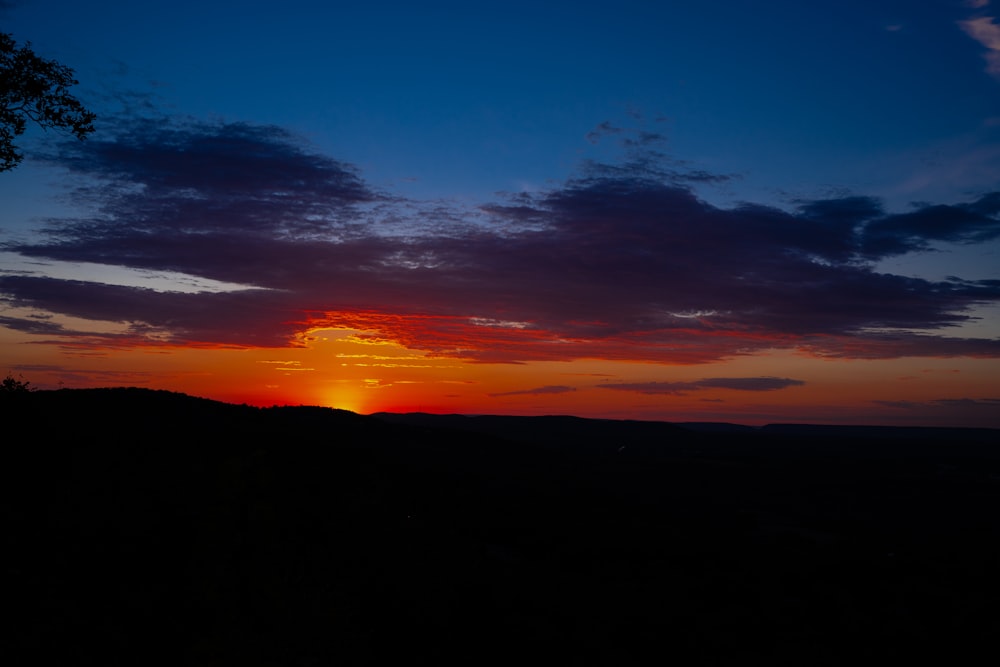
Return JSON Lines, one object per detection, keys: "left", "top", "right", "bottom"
{"left": 586, "top": 121, "right": 624, "bottom": 145}
{"left": 934, "top": 397, "right": 1000, "bottom": 407}
{"left": 961, "top": 16, "right": 1000, "bottom": 50}
{"left": 2, "top": 115, "right": 1000, "bottom": 364}
{"left": 488, "top": 385, "right": 577, "bottom": 397}
{"left": 42, "top": 117, "right": 378, "bottom": 242}
{"left": 876, "top": 397, "right": 1000, "bottom": 408}
{"left": 872, "top": 400, "right": 919, "bottom": 409}
{"left": 689, "top": 377, "right": 806, "bottom": 391}
{"left": 872, "top": 397, "right": 1000, "bottom": 427}
{"left": 859, "top": 193, "right": 1000, "bottom": 256}
{"left": 959, "top": 15, "right": 1000, "bottom": 78}
{"left": 598, "top": 377, "right": 805, "bottom": 395}
{"left": 584, "top": 120, "right": 671, "bottom": 155}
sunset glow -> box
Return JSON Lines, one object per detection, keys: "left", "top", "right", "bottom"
{"left": 2, "top": 1, "right": 999, "bottom": 427}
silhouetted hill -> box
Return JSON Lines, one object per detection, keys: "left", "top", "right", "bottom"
{"left": 759, "top": 421, "right": 1000, "bottom": 441}
{"left": 5, "top": 388, "right": 1000, "bottom": 666}
{"left": 370, "top": 411, "right": 698, "bottom": 462}
{"left": 373, "top": 410, "right": 1000, "bottom": 445}
{"left": 676, "top": 421, "right": 760, "bottom": 433}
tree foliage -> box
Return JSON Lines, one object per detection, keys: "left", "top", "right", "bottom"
{"left": 1, "top": 373, "right": 33, "bottom": 393}
{"left": 0, "top": 32, "right": 96, "bottom": 172}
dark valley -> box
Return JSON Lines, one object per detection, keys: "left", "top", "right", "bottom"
{"left": 4, "top": 388, "right": 1000, "bottom": 665}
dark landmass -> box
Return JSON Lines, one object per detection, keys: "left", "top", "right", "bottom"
{"left": 4, "top": 388, "right": 1000, "bottom": 665}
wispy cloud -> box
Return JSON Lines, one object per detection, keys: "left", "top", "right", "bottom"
{"left": 2, "top": 114, "right": 999, "bottom": 364}
{"left": 876, "top": 397, "right": 1000, "bottom": 409}
{"left": 597, "top": 377, "right": 805, "bottom": 396}
{"left": 959, "top": 5, "right": 1000, "bottom": 79}
{"left": 873, "top": 397, "right": 1000, "bottom": 423}
{"left": 489, "top": 385, "right": 577, "bottom": 397}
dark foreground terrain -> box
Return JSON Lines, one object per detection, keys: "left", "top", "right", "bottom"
{"left": 3, "top": 388, "right": 1000, "bottom": 665}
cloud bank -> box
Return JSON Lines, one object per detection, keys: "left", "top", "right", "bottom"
{"left": 2, "top": 115, "right": 1000, "bottom": 365}
{"left": 598, "top": 377, "right": 806, "bottom": 396}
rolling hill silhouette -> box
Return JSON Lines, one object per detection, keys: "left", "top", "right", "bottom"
{"left": 5, "top": 388, "right": 1000, "bottom": 665}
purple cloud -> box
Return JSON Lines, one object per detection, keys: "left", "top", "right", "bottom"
{"left": 859, "top": 194, "right": 1000, "bottom": 257}
{"left": 597, "top": 377, "right": 805, "bottom": 395}
{"left": 39, "top": 118, "right": 377, "bottom": 243}
{"left": 692, "top": 377, "right": 807, "bottom": 391}
{"left": 873, "top": 397, "right": 1000, "bottom": 426}
{"left": 2, "top": 115, "right": 999, "bottom": 364}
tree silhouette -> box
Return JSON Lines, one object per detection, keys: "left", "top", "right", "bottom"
{"left": 0, "top": 373, "right": 32, "bottom": 392}
{"left": 0, "top": 32, "right": 96, "bottom": 172}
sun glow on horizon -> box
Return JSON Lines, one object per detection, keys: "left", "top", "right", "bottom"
{"left": 4, "top": 319, "right": 1000, "bottom": 427}
{"left": 321, "top": 382, "right": 370, "bottom": 414}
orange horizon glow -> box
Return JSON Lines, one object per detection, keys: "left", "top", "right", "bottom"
{"left": 4, "top": 323, "right": 999, "bottom": 429}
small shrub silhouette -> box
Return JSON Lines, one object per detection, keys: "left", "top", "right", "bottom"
{"left": 0, "top": 373, "right": 32, "bottom": 393}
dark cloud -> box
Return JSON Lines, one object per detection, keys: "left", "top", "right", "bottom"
{"left": 0, "top": 276, "right": 294, "bottom": 347}
{"left": 860, "top": 196, "right": 1000, "bottom": 258}
{"left": 0, "top": 313, "right": 67, "bottom": 337}
{"left": 691, "top": 377, "right": 806, "bottom": 391}
{"left": 873, "top": 397, "right": 1000, "bottom": 417}
{"left": 875, "top": 398, "right": 1000, "bottom": 408}
{"left": 585, "top": 121, "right": 667, "bottom": 150}
{"left": 488, "top": 385, "right": 577, "bottom": 397}
{"left": 585, "top": 121, "right": 624, "bottom": 145}
{"left": 597, "top": 377, "right": 805, "bottom": 395}
{"left": 57, "top": 119, "right": 373, "bottom": 202}
{"left": 41, "top": 117, "right": 378, "bottom": 244}
{"left": 596, "top": 381, "right": 699, "bottom": 396}
{"left": 586, "top": 116, "right": 667, "bottom": 159}
{"left": 2, "top": 116, "right": 1000, "bottom": 363}
{"left": 933, "top": 397, "right": 1000, "bottom": 407}
{"left": 872, "top": 400, "right": 920, "bottom": 409}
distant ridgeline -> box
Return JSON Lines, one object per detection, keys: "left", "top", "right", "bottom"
{"left": 5, "top": 387, "right": 1000, "bottom": 666}
{"left": 6, "top": 386, "right": 996, "bottom": 447}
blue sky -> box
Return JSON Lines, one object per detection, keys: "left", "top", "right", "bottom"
{"left": 7, "top": 0, "right": 995, "bottom": 281}
{"left": 2, "top": 0, "right": 1000, "bottom": 425}
{"left": 6, "top": 0, "right": 1000, "bottom": 209}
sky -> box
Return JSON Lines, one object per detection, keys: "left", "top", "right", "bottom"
{"left": 2, "top": 0, "right": 1000, "bottom": 427}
